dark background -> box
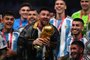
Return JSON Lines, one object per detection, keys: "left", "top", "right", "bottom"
{"left": 0, "top": 0, "right": 81, "bottom": 18}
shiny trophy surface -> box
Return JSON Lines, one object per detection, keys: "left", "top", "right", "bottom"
{"left": 34, "top": 25, "right": 54, "bottom": 59}
{"left": 34, "top": 25, "right": 54, "bottom": 49}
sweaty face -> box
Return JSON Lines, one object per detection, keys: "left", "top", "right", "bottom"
{"left": 28, "top": 10, "right": 38, "bottom": 24}
{"left": 71, "top": 21, "right": 84, "bottom": 35}
{"left": 70, "top": 45, "right": 81, "bottom": 59}
{"left": 3, "top": 15, "right": 14, "bottom": 29}
{"left": 54, "top": 0, "right": 66, "bottom": 14}
{"left": 19, "top": 6, "right": 30, "bottom": 19}
{"left": 39, "top": 10, "right": 50, "bottom": 26}
{"left": 80, "top": 0, "right": 90, "bottom": 11}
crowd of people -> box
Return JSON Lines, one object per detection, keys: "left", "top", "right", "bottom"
{"left": 0, "top": 0, "right": 90, "bottom": 60}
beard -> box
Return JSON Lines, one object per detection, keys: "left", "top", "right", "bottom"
{"left": 40, "top": 19, "right": 49, "bottom": 26}
{"left": 70, "top": 52, "right": 81, "bottom": 60}
{"left": 28, "top": 17, "right": 36, "bottom": 24}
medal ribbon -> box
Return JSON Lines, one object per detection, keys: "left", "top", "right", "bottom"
{"left": 20, "top": 19, "right": 22, "bottom": 27}
{"left": 2, "top": 29, "right": 12, "bottom": 49}
{"left": 57, "top": 17, "right": 65, "bottom": 30}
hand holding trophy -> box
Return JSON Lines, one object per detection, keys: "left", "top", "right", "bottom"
{"left": 33, "top": 25, "right": 54, "bottom": 59}
{"left": 33, "top": 25, "right": 54, "bottom": 49}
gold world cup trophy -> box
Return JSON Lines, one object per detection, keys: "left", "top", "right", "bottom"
{"left": 34, "top": 25, "right": 54, "bottom": 50}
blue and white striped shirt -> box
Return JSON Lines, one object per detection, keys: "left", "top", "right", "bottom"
{"left": 66, "top": 35, "right": 88, "bottom": 54}
{"left": 50, "top": 16, "right": 73, "bottom": 57}
{"left": 0, "top": 29, "right": 19, "bottom": 52}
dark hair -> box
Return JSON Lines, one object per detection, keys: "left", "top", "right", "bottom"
{"left": 55, "top": 0, "right": 66, "bottom": 5}
{"left": 38, "top": 7, "right": 50, "bottom": 14}
{"left": 3, "top": 11, "right": 14, "bottom": 18}
{"left": 19, "top": 3, "right": 31, "bottom": 10}
{"left": 73, "top": 18, "right": 84, "bottom": 26}
{"left": 71, "top": 41, "right": 84, "bottom": 50}
{"left": 55, "top": 0, "right": 65, "bottom": 2}
{"left": 30, "top": 8, "right": 37, "bottom": 11}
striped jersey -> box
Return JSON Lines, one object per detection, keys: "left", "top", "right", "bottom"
{"left": 50, "top": 16, "right": 73, "bottom": 57}
{"left": 0, "top": 29, "right": 19, "bottom": 52}
{"left": 67, "top": 34, "right": 88, "bottom": 54}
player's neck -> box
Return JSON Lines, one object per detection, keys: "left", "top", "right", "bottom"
{"left": 73, "top": 33, "right": 82, "bottom": 40}
{"left": 3, "top": 27, "right": 12, "bottom": 33}
{"left": 56, "top": 12, "right": 65, "bottom": 20}
{"left": 20, "top": 17, "right": 27, "bottom": 21}
{"left": 81, "top": 9, "right": 90, "bottom": 15}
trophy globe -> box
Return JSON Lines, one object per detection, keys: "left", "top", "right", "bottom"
{"left": 34, "top": 25, "right": 54, "bottom": 50}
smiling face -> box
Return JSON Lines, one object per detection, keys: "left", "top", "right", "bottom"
{"left": 54, "top": 0, "right": 66, "bottom": 14}
{"left": 38, "top": 10, "right": 50, "bottom": 26}
{"left": 71, "top": 21, "right": 84, "bottom": 35}
{"left": 70, "top": 44, "right": 81, "bottom": 59}
{"left": 19, "top": 6, "right": 30, "bottom": 19}
{"left": 28, "top": 10, "right": 38, "bottom": 24}
{"left": 70, "top": 41, "right": 84, "bottom": 59}
{"left": 3, "top": 15, "right": 14, "bottom": 29}
{"left": 80, "top": 0, "right": 90, "bottom": 11}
